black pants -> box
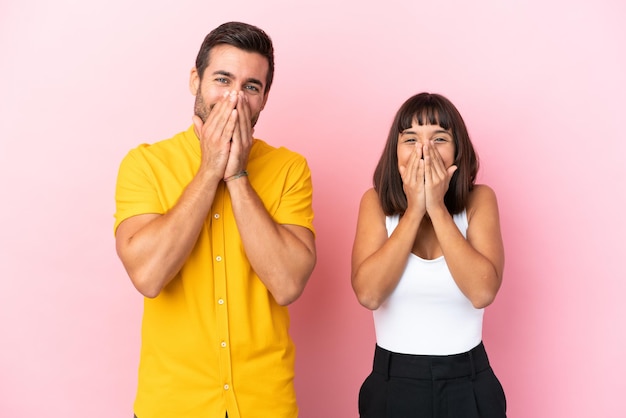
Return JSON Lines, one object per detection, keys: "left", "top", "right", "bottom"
{"left": 358, "top": 342, "right": 507, "bottom": 418}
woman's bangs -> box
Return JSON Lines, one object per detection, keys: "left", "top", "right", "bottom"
{"left": 398, "top": 102, "right": 453, "bottom": 131}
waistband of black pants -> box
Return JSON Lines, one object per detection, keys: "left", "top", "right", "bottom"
{"left": 373, "top": 341, "right": 491, "bottom": 381}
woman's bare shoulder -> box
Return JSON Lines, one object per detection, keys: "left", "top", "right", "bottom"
{"left": 470, "top": 184, "right": 497, "bottom": 199}
{"left": 360, "top": 187, "right": 379, "bottom": 203}
{"left": 358, "top": 187, "right": 385, "bottom": 219}
{"left": 467, "top": 184, "right": 499, "bottom": 219}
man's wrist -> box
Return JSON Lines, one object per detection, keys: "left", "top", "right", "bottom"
{"left": 224, "top": 170, "right": 248, "bottom": 182}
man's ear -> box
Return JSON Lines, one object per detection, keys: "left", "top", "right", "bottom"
{"left": 189, "top": 67, "right": 200, "bottom": 96}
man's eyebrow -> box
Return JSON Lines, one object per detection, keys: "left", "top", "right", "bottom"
{"left": 212, "top": 70, "right": 233, "bottom": 78}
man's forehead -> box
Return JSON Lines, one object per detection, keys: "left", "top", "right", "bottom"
{"left": 206, "top": 44, "right": 269, "bottom": 74}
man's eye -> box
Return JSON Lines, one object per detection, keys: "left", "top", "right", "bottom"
{"left": 245, "top": 85, "right": 259, "bottom": 92}
{"left": 216, "top": 78, "right": 228, "bottom": 83}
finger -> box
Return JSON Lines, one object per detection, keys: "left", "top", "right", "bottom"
{"left": 407, "top": 143, "right": 421, "bottom": 181}
{"left": 202, "top": 92, "right": 230, "bottom": 131}
{"left": 237, "top": 100, "right": 253, "bottom": 152}
{"left": 423, "top": 143, "right": 433, "bottom": 184}
{"left": 192, "top": 114, "right": 204, "bottom": 135}
{"left": 204, "top": 91, "right": 238, "bottom": 140}
{"left": 224, "top": 108, "right": 238, "bottom": 142}
{"left": 417, "top": 153, "right": 425, "bottom": 184}
{"left": 432, "top": 144, "right": 447, "bottom": 173}
{"left": 237, "top": 92, "right": 252, "bottom": 139}
{"left": 416, "top": 143, "right": 425, "bottom": 183}
{"left": 427, "top": 144, "right": 446, "bottom": 180}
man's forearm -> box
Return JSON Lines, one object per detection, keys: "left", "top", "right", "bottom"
{"left": 116, "top": 173, "right": 222, "bottom": 297}
{"left": 226, "top": 176, "right": 316, "bottom": 306}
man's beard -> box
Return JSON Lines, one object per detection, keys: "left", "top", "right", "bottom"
{"left": 194, "top": 91, "right": 259, "bottom": 127}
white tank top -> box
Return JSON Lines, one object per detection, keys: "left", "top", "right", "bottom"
{"left": 373, "top": 210, "right": 483, "bottom": 355}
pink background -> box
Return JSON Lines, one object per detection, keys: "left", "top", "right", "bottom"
{"left": 1, "top": 0, "right": 625, "bottom": 417}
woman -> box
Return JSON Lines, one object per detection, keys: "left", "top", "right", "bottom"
{"left": 351, "top": 93, "right": 507, "bottom": 417}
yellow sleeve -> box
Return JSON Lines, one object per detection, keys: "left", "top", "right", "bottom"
{"left": 273, "top": 156, "right": 316, "bottom": 237}
{"left": 113, "top": 146, "right": 164, "bottom": 235}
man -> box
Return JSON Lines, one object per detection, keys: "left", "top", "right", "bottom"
{"left": 114, "top": 22, "right": 316, "bottom": 418}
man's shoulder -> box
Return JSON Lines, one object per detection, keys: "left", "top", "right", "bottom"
{"left": 252, "top": 138, "right": 307, "bottom": 163}
{"left": 124, "top": 127, "right": 195, "bottom": 160}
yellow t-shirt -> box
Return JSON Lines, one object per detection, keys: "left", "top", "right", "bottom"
{"left": 114, "top": 126, "right": 315, "bottom": 418}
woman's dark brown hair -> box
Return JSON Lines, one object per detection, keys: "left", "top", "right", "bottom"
{"left": 373, "top": 92, "right": 479, "bottom": 215}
